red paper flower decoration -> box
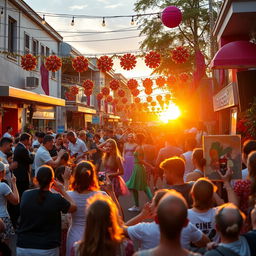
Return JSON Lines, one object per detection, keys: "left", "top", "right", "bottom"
{"left": 21, "top": 54, "right": 37, "bottom": 71}
{"left": 72, "top": 56, "right": 89, "bottom": 73}
{"left": 145, "top": 51, "right": 161, "bottom": 68}
{"left": 97, "top": 56, "right": 113, "bottom": 72}
{"left": 120, "top": 53, "right": 137, "bottom": 70}
{"left": 145, "top": 87, "right": 153, "bottom": 95}
{"left": 117, "top": 89, "right": 125, "bottom": 98}
{"left": 171, "top": 46, "right": 190, "bottom": 64}
{"left": 65, "top": 92, "right": 75, "bottom": 101}
{"left": 166, "top": 75, "right": 177, "bottom": 86}
{"left": 70, "top": 85, "right": 79, "bottom": 95}
{"left": 151, "top": 101, "right": 157, "bottom": 107}
{"left": 151, "top": 107, "right": 155, "bottom": 112}
{"left": 132, "top": 89, "right": 140, "bottom": 97}
{"left": 122, "top": 97, "right": 128, "bottom": 104}
{"left": 156, "top": 76, "right": 166, "bottom": 87}
{"left": 84, "top": 89, "right": 93, "bottom": 96}
{"left": 179, "top": 73, "right": 190, "bottom": 82}
{"left": 106, "top": 95, "right": 113, "bottom": 103}
{"left": 113, "top": 99, "right": 119, "bottom": 104}
{"left": 156, "top": 95, "right": 163, "bottom": 102}
{"left": 101, "top": 87, "right": 110, "bottom": 96}
{"left": 82, "top": 80, "right": 94, "bottom": 90}
{"left": 134, "top": 97, "right": 141, "bottom": 104}
{"left": 143, "top": 78, "right": 153, "bottom": 88}
{"left": 147, "top": 96, "right": 153, "bottom": 102}
{"left": 165, "top": 94, "right": 171, "bottom": 100}
{"left": 45, "top": 55, "right": 62, "bottom": 72}
{"left": 127, "top": 79, "right": 138, "bottom": 90}
{"left": 109, "top": 79, "right": 120, "bottom": 91}
{"left": 97, "top": 93, "right": 104, "bottom": 101}
{"left": 143, "top": 102, "right": 148, "bottom": 108}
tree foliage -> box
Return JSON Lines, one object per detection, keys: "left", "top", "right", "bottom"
{"left": 134, "top": 0, "right": 221, "bottom": 75}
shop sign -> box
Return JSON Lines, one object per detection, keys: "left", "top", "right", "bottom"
{"left": 33, "top": 111, "right": 55, "bottom": 119}
{"left": 213, "top": 83, "right": 237, "bottom": 112}
{"left": 57, "top": 125, "right": 65, "bottom": 133}
{"left": 85, "top": 114, "right": 92, "bottom": 122}
{"left": 92, "top": 116, "right": 100, "bottom": 124}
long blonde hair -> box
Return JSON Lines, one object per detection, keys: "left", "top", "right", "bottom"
{"left": 78, "top": 194, "right": 124, "bottom": 256}
{"left": 102, "top": 139, "right": 122, "bottom": 168}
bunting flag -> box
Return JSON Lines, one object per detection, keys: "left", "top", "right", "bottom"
{"left": 40, "top": 64, "right": 49, "bottom": 95}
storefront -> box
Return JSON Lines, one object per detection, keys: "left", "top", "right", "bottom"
{"left": 0, "top": 86, "right": 65, "bottom": 135}
{"left": 103, "top": 114, "right": 120, "bottom": 127}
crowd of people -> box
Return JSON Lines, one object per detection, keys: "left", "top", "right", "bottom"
{"left": 0, "top": 123, "right": 255, "bottom": 256}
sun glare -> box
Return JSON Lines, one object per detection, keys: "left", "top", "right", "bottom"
{"left": 159, "top": 104, "right": 181, "bottom": 123}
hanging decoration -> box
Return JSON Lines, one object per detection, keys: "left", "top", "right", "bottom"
{"left": 147, "top": 96, "right": 153, "bottom": 102}
{"left": 84, "top": 88, "right": 93, "bottom": 96}
{"left": 82, "top": 79, "right": 94, "bottom": 90}
{"left": 101, "top": 87, "right": 110, "bottom": 96}
{"left": 97, "top": 56, "right": 113, "bottom": 72}
{"left": 171, "top": 46, "right": 190, "bottom": 64}
{"left": 21, "top": 54, "right": 37, "bottom": 71}
{"left": 151, "top": 107, "right": 155, "bottom": 112}
{"left": 156, "top": 95, "right": 163, "bottom": 102}
{"left": 113, "top": 98, "right": 119, "bottom": 104}
{"left": 165, "top": 94, "right": 171, "bottom": 100}
{"left": 143, "top": 78, "right": 153, "bottom": 88}
{"left": 97, "top": 92, "right": 104, "bottom": 100}
{"left": 179, "top": 72, "right": 190, "bottom": 82}
{"left": 131, "top": 88, "right": 140, "bottom": 97}
{"left": 144, "top": 51, "right": 161, "bottom": 69}
{"left": 106, "top": 95, "right": 113, "bottom": 103}
{"left": 117, "top": 89, "right": 125, "bottom": 97}
{"left": 70, "top": 85, "right": 79, "bottom": 95}
{"left": 72, "top": 56, "right": 89, "bottom": 73}
{"left": 166, "top": 75, "right": 177, "bottom": 86}
{"left": 65, "top": 91, "right": 75, "bottom": 101}
{"left": 109, "top": 79, "right": 120, "bottom": 91}
{"left": 145, "top": 87, "right": 153, "bottom": 95}
{"left": 122, "top": 97, "right": 128, "bottom": 104}
{"left": 45, "top": 55, "right": 62, "bottom": 72}
{"left": 156, "top": 76, "right": 166, "bottom": 87}
{"left": 127, "top": 79, "right": 138, "bottom": 90}
{"left": 120, "top": 53, "right": 137, "bottom": 70}
{"left": 134, "top": 97, "right": 141, "bottom": 104}
{"left": 151, "top": 101, "right": 157, "bottom": 107}
{"left": 161, "top": 6, "right": 182, "bottom": 28}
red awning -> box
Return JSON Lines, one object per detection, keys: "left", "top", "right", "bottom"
{"left": 211, "top": 41, "right": 256, "bottom": 69}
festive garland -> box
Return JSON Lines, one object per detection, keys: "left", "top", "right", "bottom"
{"left": 143, "top": 78, "right": 153, "bottom": 88}
{"left": 82, "top": 79, "right": 94, "bottom": 90}
{"left": 21, "top": 54, "right": 37, "bottom": 71}
{"left": 156, "top": 76, "right": 166, "bottom": 87}
{"left": 65, "top": 91, "right": 75, "bottom": 101}
{"left": 84, "top": 88, "right": 93, "bottom": 96}
{"left": 70, "top": 85, "right": 79, "bottom": 95}
{"left": 101, "top": 87, "right": 110, "bottom": 96}
{"left": 106, "top": 95, "right": 113, "bottom": 103}
{"left": 45, "top": 55, "right": 62, "bottom": 72}
{"left": 113, "top": 98, "right": 119, "bottom": 104}
{"left": 131, "top": 88, "right": 140, "bottom": 97}
{"left": 117, "top": 89, "right": 125, "bottom": 97}
{"left": 151, "top": 101, "right": 157, "bottom": 107}
{"left": 97, "top": 93, "right": 104, "bottom": 100}
{"left": 156, "top": 95, "right": 163, "bottom": 102}
{"left": 165, "top": 94, "right": 171, "bottom": 100}
{"left": 145, "top": 51, "right": 161, "bottom": 69}
{"left": 109, "top": 79, "right": 120, "bottom": 91}
{"left": 120, "top": 53, "right": 137, "bottom": 70}
{"left": 122, "top": 97, "right": 128, "bottom": 104}
{"left": 72, "top": 56, "right": 89, "bottom": 73}
{"left": 179, "top": 73, "right": 190, "bottom": 82}
{"left": 147, "top": 96, "right": 153, "bottom": 102}
{"left": 166, "top": 75, "right": 177, "bottom": 86}
{"left": 134, "top": 97, "right": 141, "bottom": 103}
{"left": 171, "top": 46, "right": 190, "bottom": 64}
{"left": 145, "top": 87, "right": 153, "bottom": 95}
{"left": 127, "top": 79, "right": 138, "bottom": 90}
{"left": 97, "top": 56, "right": 113, "bottom": 72}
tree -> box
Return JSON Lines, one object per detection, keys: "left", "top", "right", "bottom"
{"left": 134, "top": 0, "right": 221, "bottom": 75}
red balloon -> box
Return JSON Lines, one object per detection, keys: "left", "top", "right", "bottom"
{"left": 161, "top": 6, "right": 182, "bottom": 28}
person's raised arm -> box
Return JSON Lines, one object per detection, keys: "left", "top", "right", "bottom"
{"left": 46, "top": 149, "right": 65, "bottom": 168}
{"left": 5, "top": 176, "right": 19, "bottom": 205}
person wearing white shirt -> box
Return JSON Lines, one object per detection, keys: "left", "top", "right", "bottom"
{"left": 3, "top": 126, "right": 13, "bottom": 139}
{"left": 34, "top": 135, "right": 65, "bottom": 176}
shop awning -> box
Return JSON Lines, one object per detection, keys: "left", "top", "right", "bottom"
{"left": 66, "top": 105, "right": 96, "bottom": 114}
{"left": 211, "top": 41, "right": 256, "bottom": 69}
{"left": 0, "top": 86, "right": 65, "bottom": 106}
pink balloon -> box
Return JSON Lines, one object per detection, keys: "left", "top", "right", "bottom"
{"left": 161, "top": 6, "right": 182, "bottom": 28}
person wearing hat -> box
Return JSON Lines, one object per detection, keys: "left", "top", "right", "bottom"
{"left": 0, "top": 161, "right": 19, "bottom": 244}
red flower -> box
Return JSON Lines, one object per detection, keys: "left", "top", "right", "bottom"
{"left": 143, "top": 78, "right": 153, "bottom": 88}
{"left": 117, "top": 89, "right": 125, "bottom": 98}
{"left": 127, "top": 79, "right": 138, "bottom": 90}
{"left": 109, "top": 79, "right": 120, "bottom": 91}
{"left": 72, "top": 56, "right": 89, "bottom": 73}
{"left": 134, "top": 97, "right": 141, "bottom": 103}
{"left": 120, "top": 53, "right": 137, "bottom": 70}
{"left": 70, "top": 85, "right": 79, "bottom": 95}
{"left": 82, "top": 80, "right": 94, "bottom": 90}
{"left": 147, "top": 96, "right": 153, "bottom": 102}
{"left": 171, "top": 46, "right": 190, "bottom": 64}
{"left": 166, "top": 75, "right": 177, "bottom": 86}
{"left": 145, "top": 87, "right": 153, "bottom": 95}
{"left": 145, "top": 51, "right": 161, "bottom": 68}
{"left": 97, "top": 56, "right": 113, "bottom": 72}
{"left": 131, "top": 89, "right": 140, "bottom": 97}
{"left": 45, "top": 55, "right": 62, "bottom": 72}
{"left": 156, "top": 76, "right": 166, "bottom": 87}
{"left": 21, "top": 54, "right": 37, "bottom": 71}
{"left": 101, "top": 87, "right": 110, "bottom": 96}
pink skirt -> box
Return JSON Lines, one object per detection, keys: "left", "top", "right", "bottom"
{"left": 111, "top": 176, "right": 129, "bottom": 197}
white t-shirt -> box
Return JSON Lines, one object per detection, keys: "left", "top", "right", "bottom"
{"left": 68, "top": 138, "right": 88, "bottom": 158}
{"left": 0, "top": 182, "right": 12, "bottom": 217}
{"left": 188, "top": 208, "right": 219, "bottom": 242}
{"left": 34, "top": 145, "right": 52, "bottom": 175}
{"left": 3, "top": 132, "right": 12, "bottom": 138}
{"left": 242, "top": 168, "right": 248, "bottom": 180}
{"left": 220, "top": 236, "right": 251, "bottom": 256}
{"left": 182, "top": 151, "right": 194, "bottom": 178}
{"left": 0, "top": 151, "right": 11, "bottom": 185}
{"left": 127, "top": 221, "right": 202, "bottom": 250}
{"left": 32, "top": 139, "right": 40, "bottom": 148}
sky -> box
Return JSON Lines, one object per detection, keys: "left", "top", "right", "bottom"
{"left": 24, "top": 0, "right": 156, "bottom": 78}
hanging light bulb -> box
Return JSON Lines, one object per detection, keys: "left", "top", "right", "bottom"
{"left": 42, "top": 14, "right": 46, "bottom": 25}
{"left": 131, "top": 16, "right": 134, "bottom": 25}
{"left": 71, "top": 16, "right": 75, "bottom": 26}
{"left": 102, "top": 17, "right": 106, "bottom": 27}
{"left": 0, "top": 8, "right": 4, "bottom": 17}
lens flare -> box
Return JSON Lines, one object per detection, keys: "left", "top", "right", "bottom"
{"left": 159, "top": 103, "right": 181, "bottom": 123}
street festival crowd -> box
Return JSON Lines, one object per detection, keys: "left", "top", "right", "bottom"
{"left": 0, "top": 123, "right": 256, "bottom": 256}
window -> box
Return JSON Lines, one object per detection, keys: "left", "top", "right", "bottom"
{"left": 40, "top": 44, "right": 45, "bottom": 65}
{"left": 32, "top": 39, "right": 39, "bottom": 68}
{"left": 51, "top": 51, "right": 56, "bottom": 79}
{"left": 46, "top": 47, "right": 50, "bottom": 57}
{"left": 8, "top": 17, "right": 17, "bottom": 53}
{"left": 24, "top": 33, "right": 30, "bottom": 54}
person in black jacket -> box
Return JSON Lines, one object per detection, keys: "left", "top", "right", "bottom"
{"left": 13, "top": 133, "right": 34, "bottom": 197}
